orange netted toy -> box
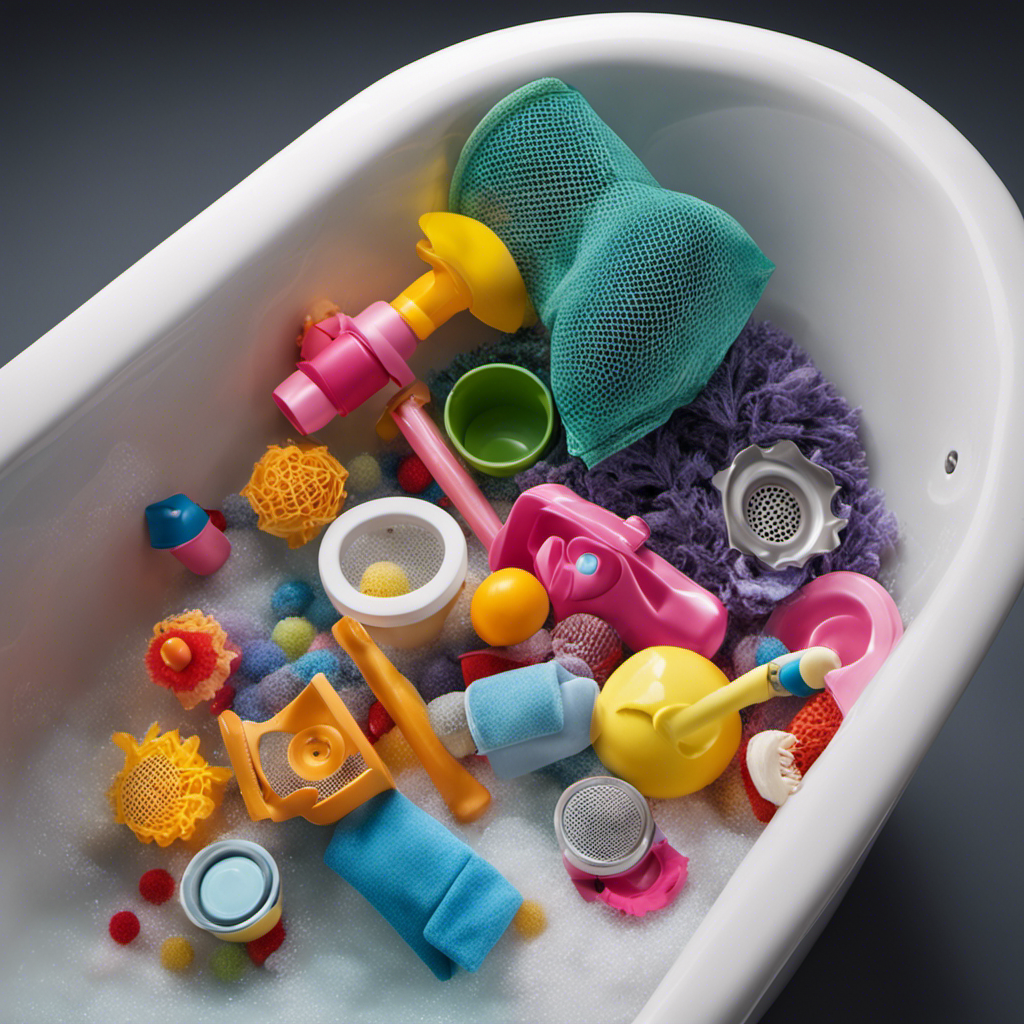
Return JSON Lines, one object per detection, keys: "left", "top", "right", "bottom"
{"left": 108, "top": 723, "right": 232, "bottom": 846}
{"left": 146, "top": 609, "right": 235, "bottom": 710}
{"left": 241, "top": 443, "right": 349, "bottom": 548}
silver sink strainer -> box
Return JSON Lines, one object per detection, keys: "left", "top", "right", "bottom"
{"left": 711, "top": 440, "right": 847, "bottom": 570}
{"left": 554, "top": 776, "right": 655, "bottom": 876}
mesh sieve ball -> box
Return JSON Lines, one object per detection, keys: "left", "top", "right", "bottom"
{"left": 554, "top": 776, "right": 655, "bottom": 876}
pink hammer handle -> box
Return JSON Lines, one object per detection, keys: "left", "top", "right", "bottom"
{"left": 388, "top": 395, "right": 503, "bottom": 552}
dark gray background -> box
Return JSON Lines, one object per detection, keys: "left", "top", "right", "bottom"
{"left": 3, "top": 2, "right": 1022, "bottom": 1020}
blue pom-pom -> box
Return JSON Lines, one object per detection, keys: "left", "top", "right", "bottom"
{"left": 221, "top": 493, "right": 259, "bottom": 529}
{"left": 378, "top": 450, "right": 403, "bottom": 481}
{"left": 418, "top": 655, "right": 463, "bottom": 702}
{"left": 257, "top": 666, "right": 306, "bottom": 716}
{"left": 238, "top": 639, "right": 287, "bottom": 681}
{"left": 271, "top": 580, "right": 314, "bottom": 618}
{"left": 215, "top": 610, "right": 263, "bottom": 649}
{"left": 755, "top": 635, "right": 790, "bottom": 666}
{"left": 292, "top": 650, "right": 341, "bottom": 685}
{"left": 336, "top": 653, "right": 366, "bottom": 690}
{"left": 306, "top": 592, "right": 339, "bottom": 632}
{"left": 232, "top": 684, "right": 268, "bottom": 722}
{"left": 421, "top": 481, "right": 445, "bottom": 505}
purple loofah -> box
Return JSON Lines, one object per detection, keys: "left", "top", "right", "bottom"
{"left": 518, "top": 321, "right": 899, "bottom": 653}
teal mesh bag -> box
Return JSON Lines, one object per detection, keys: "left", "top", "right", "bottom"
{"left": 450, "top": 78, "right": 775, "bottom": 467}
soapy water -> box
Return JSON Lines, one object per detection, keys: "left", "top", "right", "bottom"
{"left": 4, "top": 498, "right": 765, "bottom": 1024}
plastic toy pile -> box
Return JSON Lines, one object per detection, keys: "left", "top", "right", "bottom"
{"left": 92, "top": 77, "right": 901, "bottom": 1018}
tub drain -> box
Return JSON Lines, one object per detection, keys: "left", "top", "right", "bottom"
{"left": 712, "top": 440, "right": 847, "bottom": 570}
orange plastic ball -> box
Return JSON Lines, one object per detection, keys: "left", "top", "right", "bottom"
{"left": 470, "top": 568, "right": 550, "bottom": 647}
{"left": 159, "top": 636, "right": 193, "bottom": 672}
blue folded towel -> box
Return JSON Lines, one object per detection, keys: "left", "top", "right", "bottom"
{"left": 324, "top": 790, "right": 522, "bottom": 980}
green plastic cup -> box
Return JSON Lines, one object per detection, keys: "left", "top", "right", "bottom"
{"left": 444, "top": 363, "right": 556, "bottom": 477}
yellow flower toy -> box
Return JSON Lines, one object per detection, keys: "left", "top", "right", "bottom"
{"left": 108, "top": 723, "right": 232, "bottom": 846}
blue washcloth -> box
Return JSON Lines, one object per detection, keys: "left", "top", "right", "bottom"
{"left": 324, "top": 790, "right": 522, "bottom": 980}
{"left": 486, "top": 674, "right": 598, "bottom": 779}
{"left": 465, "top": 661, "right": 570, "bottom": 752}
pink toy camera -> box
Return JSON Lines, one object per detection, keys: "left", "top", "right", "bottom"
{"left": 491, "top": 484, "right": 727, "bottom": 657}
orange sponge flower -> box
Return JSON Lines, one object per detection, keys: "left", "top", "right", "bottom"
{"left": 146, "top": 609, "right": 235, "bottom": 710}
{"left": 241, "top": 443, "right": 348, "bottom": 548}
{"left": 108, "top": 723, "right": 232, "bottom": 846}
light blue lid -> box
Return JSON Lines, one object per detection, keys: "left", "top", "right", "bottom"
{"left": 198, "top": 855, "right": 269, "bottom": 924}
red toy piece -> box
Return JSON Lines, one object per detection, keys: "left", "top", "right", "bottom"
{"left": 204, "top": 509, "right": 228, "bottom": 532}
{"left": 208, "top": 683, "right": 236, "bottom": 715}
{"left": 139, "top": 868, "right": 175, "bottom": 905}
{"left": 247, "top": 919, "right": 286, "bottom": 966}
{"left": 740, "top": 690, "right": 844, "bottom": 823}
{"left": 396, "top": 454, "right": 433, "bottom": 494}
{"left": 108, "top": 910, "right": 140, "bottom": 945}
{"left": 367, "top": 700, "right": 395, "bottom": 740}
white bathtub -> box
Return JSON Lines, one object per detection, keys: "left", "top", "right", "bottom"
{"left": 2, "top": 13, "right": 1023, "bottom": 1024}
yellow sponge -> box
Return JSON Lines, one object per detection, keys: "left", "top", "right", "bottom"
{"left": 360, "top": 560, "right": 412, "bottom": 598}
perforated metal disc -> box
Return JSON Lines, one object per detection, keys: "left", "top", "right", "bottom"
{"left": 745, "top": 484, "right": 803, "bottom": 544}
{"left": 554, "top": 776, "right": 655, "bottom": 876}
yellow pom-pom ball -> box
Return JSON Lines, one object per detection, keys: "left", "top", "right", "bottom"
{"left": 470, "top": 568, "right": 549, "bottom": 647}
{"left": 512, "top": 899, "right": 547, "bottom": 939}
{"left": 160, "top": 936, "right": 194, "bottom": 971}
{"left": 374, "top": 728, "right": 417, "bottom": 774}
{"left": 360, "top": 561, "right": 411, "bottom": 598}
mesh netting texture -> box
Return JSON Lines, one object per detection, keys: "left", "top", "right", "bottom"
{"left": 450, "top": 78, "right": 775, "bottom": 468}
{"left": 517, "top": 320, "right": 900, "bottom": 662}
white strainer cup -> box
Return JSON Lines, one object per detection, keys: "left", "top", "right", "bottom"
{"left": 318, "top": 497, "right": 468, "bottom": 648}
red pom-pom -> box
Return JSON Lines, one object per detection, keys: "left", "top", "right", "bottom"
{"left": 397, "top": 454, "right": 433, "bottom": 494}
{"left": 459, "top": 650, "right": 524, "bottom": 687}
{"left": 367, "top": 701, "right": 394, "bottom": 740}
{"left": 204, "top": 509, "right": 228, "bottom": 532}
{"left": 145, "top": 629, "right": 219, "bottom": 693}
{"left": 789, "top": 691, "right": 843, "bottom": 775}
{"left": 247, "top": 919, "right": 286, "bottom": 965}
{"left": 209, "top": 683, "right": 236, "bottom": 715}
{"left": 109, "top": 910, "right": 140, "bottom": 945}
{"left": 139, "top": 868, "right": 175, "bottom": 905}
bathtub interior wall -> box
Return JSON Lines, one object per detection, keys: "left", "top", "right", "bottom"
{"left": 0, "top": 47, "right": 1002, "bottom": 1023}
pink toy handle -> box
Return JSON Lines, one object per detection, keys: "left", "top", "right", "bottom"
{"left": 378, "top": 383, "right": 503, "bottom": 551}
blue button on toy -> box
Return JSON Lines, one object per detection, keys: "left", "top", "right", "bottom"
{"left": 575, "top": 553, "right": 599, "bottom": 575}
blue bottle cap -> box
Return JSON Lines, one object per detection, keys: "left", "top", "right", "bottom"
{"left": 198, "top": 855, "right": 270, "bottom": 925}
{"left": 145, "top": 493, "right": 209, "bottom": 549}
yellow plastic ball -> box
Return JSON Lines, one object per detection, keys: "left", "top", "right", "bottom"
{"left": 160, "top": 936, "right": 194, "bottom": 971}
{"left": 470, "top": 568, "right": 549, "bottom": 647}
{"left": 512, "top": 899, "right": 547, "bottom": 939}
{"left": 360, "top": 561, "right": 412, "bottom": 598}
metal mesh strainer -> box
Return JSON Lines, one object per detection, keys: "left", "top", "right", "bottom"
{"left": 340, "top": 522, "right": 444, "bottom": 594}
{"left": 554, "top": 776, "right": 655, "bottom": 875}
